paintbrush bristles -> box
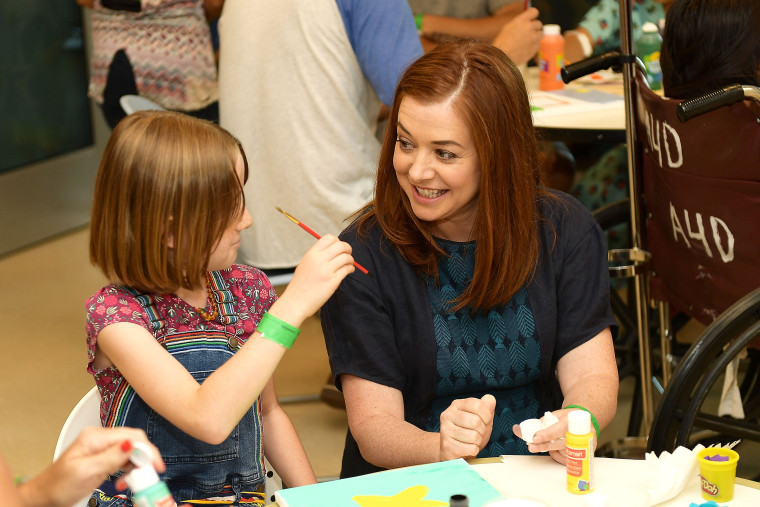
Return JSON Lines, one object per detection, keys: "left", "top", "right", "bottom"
{"left": 276, "top": 206, "right": 301, "bottom": 225}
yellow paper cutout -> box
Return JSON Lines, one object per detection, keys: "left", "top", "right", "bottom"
{"left": 352, "top": 485, "right": 448, "bottom": 507}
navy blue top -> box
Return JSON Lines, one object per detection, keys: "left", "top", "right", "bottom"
{"left": 321, "top": 191, "right": 618, "bottom": 478}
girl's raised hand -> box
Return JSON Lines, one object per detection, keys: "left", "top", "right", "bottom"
{"left": 272, "top": 235, "right": 355, "bottom": 326}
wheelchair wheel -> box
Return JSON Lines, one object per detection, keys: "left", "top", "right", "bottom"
{"left": 647, "top": 287, "right": 760, "bottom": 469}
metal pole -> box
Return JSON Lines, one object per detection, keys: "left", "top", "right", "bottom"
{"left": 618, "top": 0, "right": 654, "bottom": 433}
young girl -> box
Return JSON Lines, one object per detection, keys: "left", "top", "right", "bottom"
{"left": 85, "top": 110, "right": 355, "bottom": 505}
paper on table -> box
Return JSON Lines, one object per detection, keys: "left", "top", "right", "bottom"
{"left": 475, "top": 456, "right": 650, "bottom": 507}
{"left": 275, "top": 458, "right": 503, "bottom": 507}
{"left": 529, "top": 88, "right": 623, "bottom": 119}
{"left": 644, "top": 445, "right": 705, "bottom": 505}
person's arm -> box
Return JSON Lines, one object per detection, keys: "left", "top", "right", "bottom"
{"left": 14, "top": 427, "right": 164, "bottom": 507}
{"left": 260, "top": 378, "right": 316, "bottom": 488}
{"left": 564, "top": 27, "right": 594, "bottom": 64}
{"left": 418, "top": 2, "right": 523, "bottom": 45}
{"left": 337, "top": 0, "right": 423, "bottom": 106}
{"left": 515, "top": 328, "right": 618, "bottom": 464}
{"left": 0, "top": 455, "right": 21, "bottom": 507}
{"left": 491, "top": 7, "right": 543, "bottom": 65}
{"left": 341, "top": 374, "right": 496, "bottom": 469}
{"left": 96, "top": 235, "right": 354, "bottom": 445}
{"left": 563, "top": 0, "right": 619, "bottom": 63}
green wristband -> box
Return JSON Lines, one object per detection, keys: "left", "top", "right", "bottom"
{"left": 256, "top": 312, "right": 300, "bottom": 349}
{"left": 414, "top": 13, "right": 424, "bottom": 34}
{"left": 564, "top": 404, "right": 600, "bottom": 440}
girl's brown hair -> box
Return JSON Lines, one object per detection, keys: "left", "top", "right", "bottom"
{"left": 89, "top": 110, "right": 248, "bottom": 293}
{"left": 358, "top": 41, "right": 548, "bottom": 312}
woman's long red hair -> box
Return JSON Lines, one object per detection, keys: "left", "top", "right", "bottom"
{"left": 357, "top": 41, "right": 549, "bottom": 312}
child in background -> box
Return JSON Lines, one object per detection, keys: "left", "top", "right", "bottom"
{"left": 85, "top": 110, "right": 355, "bottom": 505}
{"left": 564, "top": 0, "right": 669, "bottom": 63}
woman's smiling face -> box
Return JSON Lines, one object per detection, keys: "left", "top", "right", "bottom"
{"left": 393, "top": 96, "right": 481, "bottom": 242}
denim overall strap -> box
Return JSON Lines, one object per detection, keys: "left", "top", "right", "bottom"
{"left": 118, "top": 285, "right": 166, "bottom": 335}
{"left": 98, "top": 280, "right": 264, "bottom": 505}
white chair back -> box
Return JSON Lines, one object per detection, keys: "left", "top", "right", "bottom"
{"left": 119, "top": 95, "right": 166, "bottom": 115}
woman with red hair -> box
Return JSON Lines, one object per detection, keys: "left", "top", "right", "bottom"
{"left": 322, "top": 41, "right": 619, "bottom": 478}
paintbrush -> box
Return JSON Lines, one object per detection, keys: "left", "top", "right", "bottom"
{"left": 276, "top": 207, "right": 372, "bottom": 277}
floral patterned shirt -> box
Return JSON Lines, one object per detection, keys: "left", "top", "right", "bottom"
{"left": 85, "top": 264, "right": 275, "bottom": 424}
{"left": 579, "top": 0, "right": 664, "bottom": 54}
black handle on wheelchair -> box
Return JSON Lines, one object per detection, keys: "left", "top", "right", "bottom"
{"left": 676, "top": 85, "right": 748, "bottom": 122}
{"left": 561, "top": 51, "right": 624, "bottom": 83}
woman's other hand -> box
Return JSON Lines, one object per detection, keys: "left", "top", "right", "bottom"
{"left": 439, "top": 394, "right": 496, "bottom": 461}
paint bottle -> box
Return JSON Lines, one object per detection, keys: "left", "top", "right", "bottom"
{"left": 538, "top": 24, "right": 565, "bottom": 91}
{"left": 637, "top": 21, "right": 663, "bottom": 90}
{"left": 124, "top": 442, "right": 177, "bottom": 507}
{"left": 566, "top": 409, "right": 594, "bottom": 494}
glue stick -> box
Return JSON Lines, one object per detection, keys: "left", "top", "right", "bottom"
{"left": 123, "top": 441, "right": 177, "bottom": 507}
{"left": 566, "top": 409, "right": 594, "bottom": 494}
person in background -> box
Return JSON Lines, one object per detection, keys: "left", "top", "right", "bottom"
{"left": 0, "top": 427, "right": 163, "bottom": 507}
{"left": 321, "top": 41, "right": 619, "bottom": 479}
{"left": 85, "top": 111, "right": 355, "bottom": 505}
{"left": 218, "top": 0, "right": 423, "bottom": 273}
{"left": 409, "top": 0, "right": 543, "bottom": 65}
{"left": 564, "top": 0, "right": 669, "bottom": 63}
{"left": 529, "top": 0, "right": 598, "bottom": 31}
{"left": 76, "top": 0, "right": 223, "bottom": 128}
{"left": 570, "top": 0, "right": 759, "bottom": 245}
{"left": 661, "top": 0, "right": 760, "bottom": 98}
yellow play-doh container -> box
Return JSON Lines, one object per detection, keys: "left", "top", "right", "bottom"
{"left": 697, "top": 447, "right": 740, "bottom": 502}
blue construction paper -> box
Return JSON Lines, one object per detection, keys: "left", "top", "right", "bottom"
{"left": 275, "top": 459, "right": 503, "bottom": 507}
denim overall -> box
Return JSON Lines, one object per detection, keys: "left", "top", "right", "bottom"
{"left": 89, "top": 271, "right": 265, "bottom": 506}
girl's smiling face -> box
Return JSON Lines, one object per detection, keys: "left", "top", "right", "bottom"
{"left": 393, "top": 96, "right": 481, "bottom": 242}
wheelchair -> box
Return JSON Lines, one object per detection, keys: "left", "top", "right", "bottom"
{"left": 562, "top": 44, "right": 760, "bottom": 478}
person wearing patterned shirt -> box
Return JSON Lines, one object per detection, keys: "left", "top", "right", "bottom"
{"left": 76, "top": 0, "right": 223, "bottom": 128}
{"left": 564, "top": 0, "right": 670, "bottom": 63}
{"left": 84, "top": 111, "right": 355, "bottom": 505}
{"left": 321, "top": 41, "right": 619, "bottom": 479}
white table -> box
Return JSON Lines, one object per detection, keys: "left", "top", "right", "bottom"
{"left": 524, "top": 67, "right": 627, "bottom": 143}
{"left": 267, "top": 455, "right": 760, "bottom": 506}
{"left": 473, "top": 455, "right": 760, "bottom": 506}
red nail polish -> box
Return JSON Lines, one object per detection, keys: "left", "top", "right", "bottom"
{"left": 120, "top": 440, "right": 133, "bottom": 452}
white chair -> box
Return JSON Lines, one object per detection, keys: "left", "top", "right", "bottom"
{"left": 54, "top": 387, "right": 283, "bottom": 505}
{"left": 119, "top": 94, "right": 166, "bottom": 115}
{"left": 53, "top": 387, "right": 101, "bottom": 507}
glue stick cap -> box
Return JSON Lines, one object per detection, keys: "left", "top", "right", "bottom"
{"left": 123, "top": 441, "right": 160, "bottom": 493}
{"left": 568, "top": 409, "right": 592, "bottom": 435}
{"left": 124, "top": 463, "right": 160, "bottom": 493}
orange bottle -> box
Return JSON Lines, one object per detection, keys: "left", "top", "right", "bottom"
{"left": 538, "top": 24, "right": 565, "bottom": 91}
